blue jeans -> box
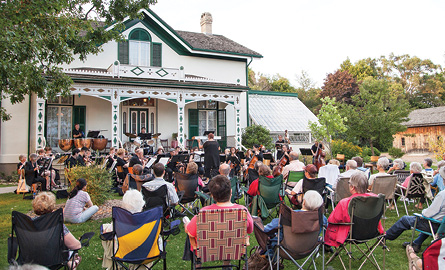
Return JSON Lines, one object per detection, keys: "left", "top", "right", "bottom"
{"left": 385, "top": 215, "right": 438, "bottom": 246}
{"left": 65, "top": 205, "right": 99, "bottom": 223}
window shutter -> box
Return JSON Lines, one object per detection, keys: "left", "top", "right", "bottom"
{"left": 152, "top": 43, "right": 162, "bottom": 67}
{"left": 118, "top": 41, "right": 129, "bottom": 65}
{"left": 188, "top": 109, "right": 199, "bottom": 138}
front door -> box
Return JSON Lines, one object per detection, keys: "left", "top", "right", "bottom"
{"left": 129, "top": 108, "right": 148, "bottom": 135}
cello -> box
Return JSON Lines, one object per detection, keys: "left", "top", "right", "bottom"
{"left": 313, "top": 143, "right": 326, "bottom": 171}
{"left": 243, "top": 148, "right": 258, "bottom": 180}
{"left": 273, "top": 151, "right": 289, "bottom": 177}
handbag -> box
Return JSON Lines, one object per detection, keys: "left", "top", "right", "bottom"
{"left": 245, "top": 246, "right": 269, "bottom": 270}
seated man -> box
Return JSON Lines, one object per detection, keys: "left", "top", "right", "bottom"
{"left": 432, "top": 161, "right": 445, "bottom": 193}
{"left": 281, "top": 151, "right": 305, "bottom": 180}
{"left": 385, "top": 178, "right": 445, "bottom": 252}
{"left": 24, "top": 153, "right": 47, "bottom": 191}
{"left": 142, "top": 163, "right": 179, "bottom": 206}
{"left": 334, "top": 160, "right": 360, "bottom": 189}
{"left": 325, "top": 172, "right": 384, "bottom": 248}
{"left": 66, "top": 148, "right": 81, "bottom": 168}
{"left": 122, "top": 164, "right": 154, "bottom": 193}
{"left": 352, "top": 156, "right": 370, "bottom": 179}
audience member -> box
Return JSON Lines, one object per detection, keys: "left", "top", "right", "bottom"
{"left": 318, "top": 159, "right": 341, "bottom": 187}
{"left": 401, "top": 162, "right": 426, "bottom": 209}
{"left": 247, "top": 164, "right": 273, "bottom": 196}
{"left": 122, "top": 164, "right": 155, "bottom": 193}
{"left": 333, "top": 160, "right": 360, "bottom": 188}
{"left": 368, "top": 157, "right": 390, "bottom": 187}
{"left": 286, "top": 164, "right": 319, "bottom": 205}
{"left": 281, "top": 151, "right": 305, "bottom": 180}
{"left": 432, "top": 161, "right": 445, "bottom": 193}
{"left": 387, "top": 158, "right": 405, "bottom": 174}
{"left": 352, "top": 156, "right": 370, "bottom": 179}
{"left": 142, "top": 163, "right": 179, "bottom": 206}
{"left": 64, "top": 178, "right": 98, "bottom": 223}
{"left": 325, "top": 172, "right": 384, "bottom": 248}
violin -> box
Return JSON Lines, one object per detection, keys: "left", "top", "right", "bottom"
{"left": 273, "top": 151, "right": 289, "bottom": 177}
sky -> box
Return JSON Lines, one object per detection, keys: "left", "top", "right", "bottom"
{"left": 151, "top": 0, "right": 445, "bottom": 88}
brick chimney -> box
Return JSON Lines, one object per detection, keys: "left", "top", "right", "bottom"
{"left": 200, "top": 12, "right": 213, "bottom": 35}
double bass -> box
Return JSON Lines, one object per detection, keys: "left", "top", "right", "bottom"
{"left": 313, "top": 143, "right": 326, "bottom": 171}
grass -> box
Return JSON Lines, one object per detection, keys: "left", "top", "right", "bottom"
{"left": 0, "top": 191, "right": 430, "bottom": 270}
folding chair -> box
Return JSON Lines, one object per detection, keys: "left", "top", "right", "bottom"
{"left": 422, "top": 236, "right": 445, "bottom": 268}
{"left": 396, "top": 173, "right": 426, "bottom": 215}
{"left": 409, "top": 213, "right": 445, "bottom": 245}
{"left": 371, "top": 175, "right": 399, "bottom": 216}
{"left": 8, "top": 208, "right": 94, "bottom": 269}
{"left": 175, "top": 172, "right": 200, "bottom": 215}
{"left": 111, "top": 206, "right": 167, "bottom": 270}
{"left": 274, "top": 203, "right": 324, "bottom": 270}
{"left": 335, "top": 177, "right": 352, "bottom": 204}
{"left": 393, "top": 170, "right": 410, "bottom": 185}
{"left": 252, "top": 217, "right": 279, "bottom": 269}
{"left": 326, "top": 194, "right": 387, "bottom": 270}
{"left": 230, "top": 176, "right": 242, "bottom": 203}
{"left": 160, "top": 139, "right": 168, "bottom": 150}
{"left": 285, "top": 170, "right": 304, "bottom": 189}
{"left": 250, "top": 174, "right": 284, "bottom": 219}
{"left": 190, "top": 208, "right": 249, "bottom": 270}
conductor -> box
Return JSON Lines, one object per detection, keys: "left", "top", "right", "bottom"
{"left": 197, "top": 133, "right": 220, "bottom": 179}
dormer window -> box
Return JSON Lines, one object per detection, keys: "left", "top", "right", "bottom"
{"left": 118, "top": 28, "right": 162, "bottom": 67}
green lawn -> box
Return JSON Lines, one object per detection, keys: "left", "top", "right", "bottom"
{"left": 0, "top": 191, "right": 427, "bottom": 270}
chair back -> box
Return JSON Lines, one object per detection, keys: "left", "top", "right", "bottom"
{"left": 11, "top": 208, "right": 64, "bottom": 267}
{"left": 230, "top": 176, "right": 240, "bottom": 203}
{"left": 141, "top": 185, "right": 169, "bottom": 212}
{"left": 247, "top": 168, "right": 259, "bottom": 185}
{"left": 252, "top": 217, "right": 271, "bottom": 252}
{"left": 348, "top": 194, "right": 385, "bottom": 241}
{"left": 279, "top": 204, "right": 321, "bottom": 259}
{"left": 406, "top": 173, "right": 425, "bottom": 199}
{"left": 175, "top": 173, "right": 198, "bottom": 203}
{"left": 287, "top": 170, "right": 304, "bottom": 183}
{"left": 258, "top": 175, "right": 283, "bottom": 209}
{"left": 371, "top": 175, "right": 398, "bottom": 200}
{"left": 394, "top": 170, "right": 410, "bottom": 184}
{"left": 302, "top": 177, "right": 326, "bottom": 196}
{"left": 196, "top": 208, "right": 248, "bottom": 263}
{"left": 335, "top": 177, "right": 352, "bottom": 203}
{"left": 318, "top": 165, "right": 340, "bottom": 186}
{"left": 112, "top": 206, "right": 164, "bottom": 264}
{"left": 160, "top": 139, "right": 168, "bottom": 149}
{"left": 423, "top": 238, "right": 445, "bottom": 269}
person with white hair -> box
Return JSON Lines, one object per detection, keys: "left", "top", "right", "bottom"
{"left": 387, "top": 158, "right": 405, "bottom": 174}
{"left": 333, "top": 160, "right": 360, "bottom": 188}
{"left": 101, "top": 190, "right": 148, "bottom": 269}
{"left": 281, "top": 151, "right": 305, "bottom": 180}
{"left": 401, "top": 162, "right": 425, "bottom": 209}
{"left": 368, "top": 157, "right": 390, "bottom": 187}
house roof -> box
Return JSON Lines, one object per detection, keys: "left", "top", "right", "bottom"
{"left": 249, "top": 91, "right": 319, "bottom": 133}
{"left": 403, "top": 106, "right": 445, "bottom": 127}
{"left": 175, "top": 31, "right": 262, "bottom": 57}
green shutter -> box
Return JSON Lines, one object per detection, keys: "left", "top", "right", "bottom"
{"left": 152, "top": 43, "right": 162, "bottom": 67}
{"left": 118, "top": 41, "right": 129, "bottom": 65}
{"left": 73, "top": 106, "right": 86, "bottom": 133}
{"left": 188, "top": 109, "right": 199, "bottom": 139}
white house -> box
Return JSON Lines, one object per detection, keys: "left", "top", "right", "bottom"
{"left": 0, "top": 9, "right": 262, "bottom": 173}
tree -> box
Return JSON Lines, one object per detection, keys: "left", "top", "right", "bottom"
{"left": 0, "top": 0, "right": 157, "bottom": 120}
{"left": 341, "top": 77, "right": 411, "bottom": 155}
{"left": 295, "top": 70, "right": 322, "bottom": 114}
{"left": 269, "top": 74, "right": 296, "bottom": 93}
{"left": 308, "top": 97, "right": 347, "bottom": 157}
{"left": 241, "top": 125, "right": 273, "bottom": 150}
{"left": 340, "top": 57, "right": 380, "bottom": 82}
{"left": 321, "top": 70, "right": 359, "bottom": 104}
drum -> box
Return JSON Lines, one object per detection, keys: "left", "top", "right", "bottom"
{"left": 74, "top": 138, "right": 93, "bottom": 149}
{"left": 58, "top": 139, "right": 73, "bottom": 152}
{"left": 263, "top": 159, "right": 271, "bottom": 166}
{"left": 92, "top": 138, "right": 108, "bottom": 151}
{"left": 146, "top": 140, "right": 155, "bottom": 146}
{"left": 134, "top": 137, "right": 142, "bottom": 147}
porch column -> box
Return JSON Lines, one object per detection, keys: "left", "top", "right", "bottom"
{"left": 235, "top": 105, "right": 242, "bottom": 150}
{"left": 36, "top": 97, "right": 46, "bottom": 150}
{"left": 177, "top": 92, "right": 185, "bottom": 149}
{"left": 111, "top": 89, "right": 120, "bottom": 148}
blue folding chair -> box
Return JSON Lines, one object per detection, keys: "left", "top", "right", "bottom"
{"left": 112, "top": 206, "right": 166, "bottom": 270}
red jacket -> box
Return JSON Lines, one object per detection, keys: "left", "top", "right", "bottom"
{"left": 325, "top": 193, "right": 385, "bottom": 247}
{"left": 247, "top": 175, "right": 274, "bottom": 196}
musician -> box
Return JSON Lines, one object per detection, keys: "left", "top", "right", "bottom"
{"left": 105, "top": 147, "right": 116, "bottom": 170}
{"left": 76, "top": 147, "right": 87, "bottom": 167}
{"left": 276, "top": 144, "right": 290, "bottom": 162}
{"left": 227, "top": 147, "right": 241, "bottom": 177}
{"left": 37, "top": 149, "right": 57, "bottom": 189}
{"left": 44, "top": 146, "right": 54, "bottom": 158}
{"left": 311, "top": 141, "right": 324, "bottom": 163}
{"left": 137, "top": 127, "right": 147, "bottom": 138}
{"left": 24, "top": 153, "right": 47, "bottom": 190}
{"left": 129, "top": 148, "right": 145, "bottom": 168}
{"left": 17, "top": 155, "right": 27, "bottom": 173}
{"left": 165, "top": 149, "right": 179, "bottom": 182}
{"left": 72, "top": 123, "right": 84, "bottom": 139}
{"left": 275, "top": 134, "right": 290, "bottom": 151}
{"left": 66, "top": 149, "right": 81, "bottom": 168}
{"left": 197, "top": 133, "right": 220, "bottom": 179}
{"left": 190, "top": 146, "right": 205, "bottom": 176}
{"left": 252, "top": 144, "right": 263, "bottom": 162}
{"left": 155, "top": 147, "right": 164, "bottom": 156}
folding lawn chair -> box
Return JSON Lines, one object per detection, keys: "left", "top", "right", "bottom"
{"left": 111, "top": 206, "right": 167, "bottom": 270}
{"left": 252, "top": 216, "right": 279, "bottom": 269}
{"left": 409, "top": 213, "right": 445, "bottom": 245}
{"left": 396, "top": 173, "right": 427, "bottom": 215}
{"left": 394, "top": 170, "right": 410, "bottom": 185}
{"left": 285, "top": 170, "right": 304, "bottom": 188}
{"left": 230, "top": 176, "right": 242, "bottom": 203}
{"left": 371, "top": 175, "right": 399, "bottom": 216}
{"left": 190, "top": 208, "right": 249, "bottom": 270}
{"left": 326, "top": 194, "right": 387, "bottom": 270}
{"left": 8, "top": 208, "right": 94, "bottom": 269}
{"left": 250, "top": 174, "right": 284, "bottom": 219}
{"left": 175, "top": 173, "right": 201, "bottom": 215}
{"left": 274, "top": 203, "right": 324, "bottom": 270}
{"left": 334, "top": 177, "right": 352, "bottom": 204}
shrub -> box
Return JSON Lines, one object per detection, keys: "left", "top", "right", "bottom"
{"left": 65, "top": 165, "right": 113, "bottom": 205}
{"left": 388, "top": 147, "right": 404, "bottom": 159}
{"left": 241, "top": 124, "right": 273, "bottom": 150}
{"left": 331, "top": 140, "right": 363, "bottom": 160}
{"left": 362, "top": 146, "right": 381, "bottom": 157}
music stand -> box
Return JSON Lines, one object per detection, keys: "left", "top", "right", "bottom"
{"left": 140, "top": 133, "right": 152, "bottom": 140}
{"left": 179, "top": 154, "right": 189, "bottom": 163}
{"left": 204, "top": 131, "right": 215, "bottom": 136}
{"left": 299, "top": 148, "right": 313, "bottom": 165}
{"left": 263, "top": 153, "right": 274, "bottom": 162}
{"left": 87, "top": 130, "right": 100, "bottom": 138}
{"left": 237, "top": 151, "right": 245, "bottom": 160}
{"left": 220, "top": 154, "right": 227, "bottom": 163}
{"left": 170, "top": 155, "right": 180, "bottom": 164}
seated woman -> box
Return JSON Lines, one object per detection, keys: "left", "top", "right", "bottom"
{"left": 387, "top": 158, "right": 405, "bottom": 174}
{"left": 64, "top": 178, "right": 99, "bottom": 223}
{"left": 368, "top": 157, "right": 390, "bottom": 188}
{"left": 401, "top": 162, "right": 425, "bottom": 209}
{"left": 185, "top": 162, "right": 205, "bottom": 190}
{"left": 285, "top": 164, "right": 319, "bottom": 206}
{"left": 33, "top": 192, "right": 82, "bottom": 269}
{"left": 247, "top": 164, "right": 273, "bottom": 197}
{"left": 101, "top": 189, "right": 148, "bottom": 269}
{"left": 184, "top": 175, "right": 253, "bottom": 254}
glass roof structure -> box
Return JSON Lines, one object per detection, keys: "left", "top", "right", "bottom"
{"left": 249, "top": 93, "right": 319, "bottom": 133}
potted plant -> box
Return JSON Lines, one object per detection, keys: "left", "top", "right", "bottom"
{"left": 171, "top": 132, "right": 178, "bottom": 148}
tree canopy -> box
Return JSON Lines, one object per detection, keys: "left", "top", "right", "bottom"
{"left": 0, "top": 0, "right": 156, "bottom": 120}
{"left": 320, "top": 70, "right": 359, "bottom": 104}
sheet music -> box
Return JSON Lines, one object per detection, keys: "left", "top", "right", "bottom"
{"left": 145, "top": 158, "right": 156, "bottom": 169}
{"left": 158, "top": 157, "right": 170, "bottom": 166}
{"left": 193, "top": 151, "right": 204, "bottom": 163}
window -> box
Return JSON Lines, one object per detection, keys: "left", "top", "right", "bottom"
{"left": 118, "top": 28, "right": 162, "bottom": 67}
{"left": 401, "top": 137, "right": 405, "bottom": 146}
{"left": 150, "top": 112, "right": 155, "bottom": 134}
{"left": 123, "top": 112, "right": 127, "bottom": 133}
